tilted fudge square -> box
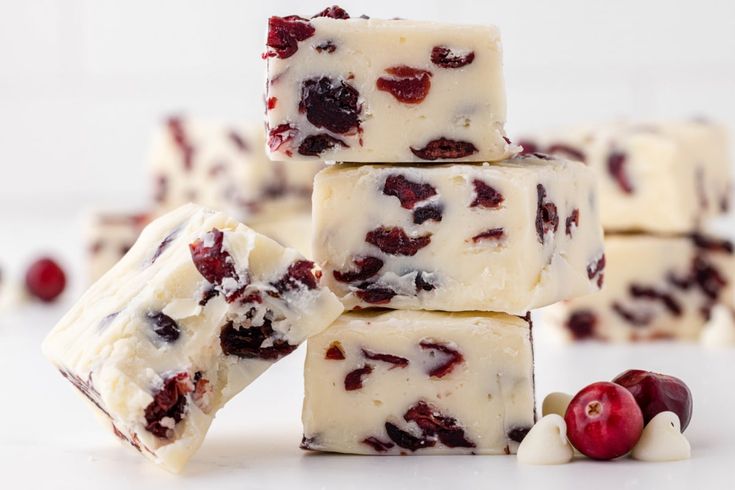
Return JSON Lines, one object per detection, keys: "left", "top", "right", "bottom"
{"left": 150, "top": 115, "right": 322, "bottom": 222}
{"left": 313, "top": 155, "right": 605, "bottom": 314}
{"left": 301, "top": 309, "right": 536, "bottom": 455}
{"left": 85, "top": 211, "right": 150, "bottom": 282}
{"left": 42, "top": 204, "right": 343, "bottom": 472}
{"left": 519, "top": 120, "right": 732, "bottom": 233}
{"left": 546, "top": 233, "right": 734, "bottom": 342}
{"left": 264, "top": 5, "right": 514, "bottom": 162}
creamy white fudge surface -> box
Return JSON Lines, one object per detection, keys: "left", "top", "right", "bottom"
{"left": 264, "top": 6, "right": 514, "bottom": 162}
{"left": 301, "top": 310, "right": 535, "bottom": 455}
{"left": 85, "top": 211, "right": 150, "bottom": 282}
{"left": 313, "top": 155, "right": 605, "bottom": 314}
{"left": 150, "top": 116, "right": 322, "bottom": 222}
{"left": 250, "top": 212, "right": 313, "bottom": 259}
{"left": 546, "top": 233, "right": 734, "bottom": 342}
{"left": 520, "top": 120, "right": 732, "bottom": 233}
{"left": 42, "top": 204, "right": 343, "bottom": 472}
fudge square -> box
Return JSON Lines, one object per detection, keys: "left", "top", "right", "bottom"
{"left": 313, "top": 155, "right": 605, "bottom": 314}
{"left": 519, "top": 119, "right": 732, "bottom": 233}
{"left": 150, "top": 115, "right": 322, "bottom": 223}
{"left": 42, "top": 204, "right": 343, "bottom": 472}
{"left": 546, "top": 233, "right": 734, "bottom": 342}
{"left": 301, "top": 309, "right": 536, "bottom": 455}
{"left": 85, "top": 211, "right": 150, "bottom": 282}
{"left": 264, "top": 5, "right": 514, "bottom": 162}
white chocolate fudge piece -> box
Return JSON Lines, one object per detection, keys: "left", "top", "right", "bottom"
{"left": 264, "top": 6, "right": 514, "bottom": 162}
{"left": 546, "top": 233, "right": 734, "bottom": 342}
{"left": 301, "top": 310, "right": 535, "bottom": 455}
{"left": 150, "top": 116, "right": 322, "bottom": 222}
{"left": 313, "top": 155, "right": 605, "bottom": 314}
{"left": 520, "top": 120, "right": 731, "bottom": 233}
{"left": 42, "top": 204, "right": 343, "bottom": 472}
{"left": 250, "top": 212, "right": 313, "bottom": 259}
{"left": 85, "top": 211, "right": 150, "bottom": 282}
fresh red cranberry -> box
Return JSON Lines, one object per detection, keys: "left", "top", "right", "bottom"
{"left": 325, "top": 341, "right": 345, "bottom": 360}
{"left": 220, "top": 318, "right": 297, "bottom": 360}
{"left": 431, "top": 46, "right": 475, "bottom": 68}
{"left": 272, "top": 260, "right": 318, "bottom": 293}
{"left": 566, "top": 310, "right": 598, "bottom": 340}
{"left": 25, "top": 257, "right": 66, "bottom": 302}
{"left": 612, "top": 369, "right": 693, "bottom": 431}
{"left": 300, "top": 77, "right": 361, "bottom": 134}
{"left": 419, "top": 340, "right": 463, "bottom": 378}
{"left": 587, "top": 254, "right": 606, "bottom": 288}
{"left": 266, "top": 16, "right": 315, "bottom": 59}
{"left": 413, "top": 204, "right": 443, "bottom": 224}
{"left": 147, "top": 312, "right": 181, "bottom": 343}
{"left": 355, "top": 286, "right": 397, "bottom": 304}
{"left": 365, "top": 226, "right": 431, "bottom": 256}
{"left": 470, "top": 179, "right": 504, "bottom": 208}
{"left": 333, "top": 256, "right": 384, "bottom": 283}
{"left": 312, "top": 5, "right": 350, "bottom": 19}
{"left": 607, "top": 151, "right": 634, "bottom": 194}
{"left": 362, "top": 348, "right": 409, "bottom": 368}
{"left": 362, "top": 436, "right": 394, "bottom": 452}
{"left": 411, "top": 138, "right": 478, "bottom": 160}
{"left": 535, "top": 184, "right": 559, "bottom": 243}
{"left": 547, "top": 143, "right": 586, "bottom": 163}
{"left": 565, "top": 208, "right": 580, "bottom": 236}
{"left": 267, "top": 123, "right": 297, "bottom": 153}
{"left": 298, "top": 134, "right": 347, "bottom": 156}
{"left": 565, "top": 381, "right": 644, "bottom": 460}
{"left": 471, "top": 228, "right": 505, "bottom": 243}
{"left": 344, "top": 364, "right": 373, "bottom": 390}
{"left": 189, "top": 229, "right": 239, "bottom": 285}
{"left": 376, "top": 66, "right": 432, "bottom": 104}
{"left": 144, "top": 373, "right": 192, "bottom": 439}
{"left": 382, "top": 174, "right": 437, "bottom": 209}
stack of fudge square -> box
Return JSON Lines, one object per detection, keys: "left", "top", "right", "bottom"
{"left": 522, "top": 121, "right": 734, "bottom": 342}
{"left": 42, "top": 6, "right": 604, "bottom": 473}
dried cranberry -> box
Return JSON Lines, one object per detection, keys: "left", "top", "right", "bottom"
{"left": 314, "top": 41, "right": 337, "bottom": 53}
{"left": 547, "top": 143, "right": 585, "bottom": 163}
{"left": 25, "top": 257, "right": 66, "bottom": 302}
{"left": 612, "top": 302, "right": 652, "bottom": 327}
{"left": 404, "top": 401, "right": 475, "bottom": 448}
{"left": 312, "top": 5, "right": 350, "bottom": 19}
{"left": 692, "top": 256, "right": 727, "bottom": 300}
{"left": 266, "top": 16, "right": 315, "bottom": 59}
{"left": 189, "top": 228, "right": 239, "bottom": 285}
{"left": 266, "top": 97, "right": 278, "bottom": 110}
{"left": 147, "top": 312, "right": 181, "bottom": 343}
{"left": 362, "top": 437, "right": 394, "bottom": 452}
{"left": 431, "top": 46, "right": 475, "bottom": 68}
{"left": 198, "top": 287, "right": 219, "bottom": 306}
{"left": 382, "top": 174, "right": 437, "bottom": 209}
{"left": 411, "top": 138, "right": 478, "bottom": 160}
{"left": 345, "top": 364, "right": 373, "bottom": 391}
{"left": 607, "top": 151, "right": 634, "bottom": 194}
{"left": 587, "top": 254, "right": 606, "bottom": 288}
{"left": 298, "top": 134, "right": 347, "bottom": 156}
{"left": 630, "top": 284, "right": 682, "bottom": 316}
{"left": 471, "top": 228, "right": 505, "bottom": 243}
{"left": 413, "top": 204, "right": 443, "bottom": 224}
{"left": 325, "top": 341, "right": 346, "bottom": 360}
{"left": 150, "top": 227, "right": 180, "bottom": 264}
{"left": 470, "top": 179, "right": 504, "bottom": 208}
{"left": 268, "top": 123, "right": 297, "bottom": 153}
{"left": 535, "top": 184, "right": 559, "bottom": 243}
{"left": 508, "top": 426, "right": 532, "bottom": 443}
{"left": 419, "top": 340, "right": 464, "bottom": 378}
{"left": 691, "top": 233, "right": 734, "bottom": 254}
{"left": 517, "top": 139, "right": 539, "bottom": 155}
{"left": 385, "top": 422, "right": 434, "bottom": 451}
{"left": 333, "top": 256, "right": 383, "bottom": 283}
{"left": 376, "top": 66, "right": 432, "bottom": 104}
{"left": 366, "top": 226, "right": 431, "bottom": 256}
{"left": 166, "top": 116, "right": 194, "bottom": 170}
{"left": 355, "top": 286, "right": 397, "bottom": 305}
{"left": 566, "top": 310, "right": 598, "bottom": 340}
{"left": 300, "top": 77, "right": 361, "bottom": 134}
{"left": 415, "top": 271, "right": 435, "bottom": 292}
{"left": 565, "top": 208, "right": 580, "bottom": 236}
{"left": 144, "top": 373, "right": 191, "bottom": 439}
{"left": 228, "top": 130, "right": 249, "bottom": 152}
{"left": 362, "top": 348, "right": 409, "bottom": 368}
{"left": 272, "top": 260, "right": 318, "bottom": 293}
{"left": 220, "top": 319, "right": 297, "bottom": 360}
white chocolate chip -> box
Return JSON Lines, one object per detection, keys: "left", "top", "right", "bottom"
{"left": 517, "top": 414, "right": 574, "bottom": 465}
{"left": 162, "top": 298, "right": 202, "bottom": 320}
{"left": 631, "top": 411, "right": 691, "bottom": 462}
{"left": 701, "top": 305, "right": 735, "bottom": 348}
{"left": 542, "top": 392, "right": 573, "bottom": 417}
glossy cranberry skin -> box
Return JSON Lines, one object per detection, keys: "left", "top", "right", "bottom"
{"left": 564, "top": 381, "right": 643, "bottom": 460}
{"left": 25, "top": 257, "right": 66, "bottom": 302}
{"left": 612, "top": 369, "right": 692, "bottom": 431}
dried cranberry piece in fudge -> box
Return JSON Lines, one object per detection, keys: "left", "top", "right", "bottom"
{"left": 315, "top": 41, "right": 337, "bottom": 53}
{"left": 691, "top": 233, "right": 734, "bottom": 254}
{"left": 471, "top": 228, "right": 505, "bottom": 243}
{"left": 362, "top": 436, "right": 395, "bottom": 452}
{"left": 587, "top": 254, "right": 606, "bottom": 288}
{"left": 144, "top": 373, "right": 192, "bottom": 439}
{"left": 547, "top": 143, "right": 586, "bottom": 163}
{"left": 507, "top": 426, "right": 531, "bottom": 443}
{"left": 266, "top": 15, "right": 315, "bottom": 59}
{"left": 267, "top": 123, "right": 298, "bottom": 154}
{"left": 630, "top": 284, "right": 683, "bottom": 316}
{"left": 692, "top": 256, "right": 728, "bottom": 300}
{"left": 607, "top": 150, "right": 634, "bottom": 194}
{"left": 312, "top": 5, "right": 350, "bottom": 19}
{"left": 147, "top": 312, "right": 181, "bottom": 343}
{"left": 298, "top": 134, "right": 347, "bottom": 156}
{"left": 470, "top": 179, "right": 504, "bottom": 208}
{"left": 385, "top": 422, "right": 435, "bottom": 451}
{"left": 403, "top": 401, "right": 476, "bottom": 448}
{"left": 266, "top": 96, "right": 278, "bottom": 110}
{"left": 333, "top": 256, "right": 384, "bottom": 283}
{"left": 566, "top": 310, "right": 598, "bottom": 340}
{"left": 382, "top": 174, "right": 437, "bottom": 209}
{"left": 220, "top": 318, "right": 297, "bottom": 360}
{"left": 365, "top": 226, "right": 431, "bottom": 256}
{"left": 189, "top": 228, "right": 239, "bottom": 286}
{"left": 517, "top": 139, "right": 539, "bottom": 156}
{"left": 611, "top": 302, "right": 652, "bottom": 327}
{"left": 376, "top": 66, "right": 432, "bottom": 104}
{"left": 325, "top": 341, "right": 346, "bottom": 360}
{"left": 355, "top": 286, "right": 397, "bottom": 305}
{"left": 150, "top": 226, "right": 181, "bottom": 265}
{"left": 272, "top": 260, "right": 318, "bottom": 293}
{"left": 413, "top": 204, "right": 443, "bottom": 224}
{"left": 431, "top": 46, "right": 475, "bottom": 68}
{"left": 228, "top": 130, "right": 249, "bottom": 152}
{"left": 419, "top": 340, "right": 464, "bottom": 378}
{"left": 300, "top": 77, "right": 361, "bottom": 134}
{"left": 410, "top": 138, "right": 478, "bottom": 160}
{"left": 565, "top": 209, "right": 580, "bottom": 236}
{"left": 344, "top": 364, "right": 373, "bottom": 391}
{"left": 414, "top": 271, "right": 436, "bottom": 292}
{"left": 362, "top": 348, "right": 409, "bottom": 369}
{"left": 166, "top": 116, "right": 195, "bottom": 171}
{"left": 535, "top": 184, "right": 559, "bottom": 243}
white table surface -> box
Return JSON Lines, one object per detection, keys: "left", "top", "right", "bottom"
{"left": 1, "top": 210, "right": 735, "bottom": 489}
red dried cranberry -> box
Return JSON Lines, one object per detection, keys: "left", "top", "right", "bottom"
{"left": 517, "top": 139, "right": 539, "bottom": 155}
{"left": 587, "top": 254, "right": 606, "bottom": 288}
{"left": 345, "top": 364, "right": 373, "bottom": 391}
{"left": 419, "top": 340, "right": 464, "bottom": 378}
{"left": 366, "top": 226, "right": 431, "bottom": 256}
{"left": 470, "top": 179, "right": 504, "bottom": 208}
{"left": 362, "top": 436, "right": 394, "bottom": 452}
{"left": 300, "top": 77, "right": 361, "bottom": 134}
{"left": 607, "top": 151, "right": 634, "bottom": 194}
{"left": 312, "top": 5, "right": 350, "bottom": 19}
{"left": 385, "top": 422, "right": 434, "bottom": 451}
{"left": 25, "top": 257, "right": 66, "bottom": 302}
{"left": 266, "top": 16, "right": 315, "bottom": 59}
{"left": 414, "top": 271, "right": 435, "bottom": 292}
{"left": 404, "top": 401, "right": 475, "bottom": 448}
{"left": 566, "top": 310, "right": 598, "bottom": 340}
{"left": 565, "top": 208, "right": 580, "bottom": 236}
{"left": 266, "top": 97, "right": 278, "bottom": 110}
{"left": 630, "top": 284, "right": 682, "bottom": 316}
{"left": 382, "top": 174, "right": 437, "bottom": 209}
{"left": 228, "top": 130, "right": 249, "bottom": 152}
{"left": 535, "top": 184, "right": 559, "bottom": 243}
{"left": 189, "top": 228, "right": 239, "bottom": 285}
{"left": 144, "top": 373, "right": 192, "bottom": 439}
{"left": 325, "top": 341, "right": 346, "bottom": 360}
{"left": 547, "top": 143, "right": 586, "bottom": 163}
{"left": 272, "top": 260, "right": 318, "bottom": 293}
{"left": 268, "top": 123, "right": 297, "bottom": 153}
{"left": 431, "top": 46, "right": 475, "bottom": 68}
{"left": 508, "top": 427, "right": 532, "bottom": 443}
{"left": 362, "top": 348, "right": 409, "bottom": 368}
{"left": 147, "top": 312, "right": 181, "bottom": 342}
{"left": 198, "top": 287, "right": 219, "bottom": 306}
{"left": 298, "top": 134, "right": 347, "bottom": 156}
{"left": 355, "top": 286, "right": 397, "bottom": 304}
{"left": 376, "top": 66, "right": 432, "bottom": 104}
{"left": 314, "top": 41, "right": 337, "bottom": 53}
{"left": 166, "top": 116, "right": 195, "bottom": 170}
{"left": 612, "top": 302, "right": 652, "bottom": 327}
{"left": 692, "top": 256, "right": 727, "bottom": 300}
{"left": 333, "top": 256, "right": 383, "bottom": 283}
{"left": 691, "top": 233, "right": 734, "bottom": 254}
{"left": 471, "top": 228, "right": 505, "bottom": 243}
{"left": 150, "top": 227, "right": 180, "bottom": 264}
{"left": 411, "top": 138, "right": 478, "bottom": 160}
{"left": 220, "top": 319, "right": 297, "bottom": 360}
{"left": 413, "top": 204, "right": 443, "bottom": 224}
